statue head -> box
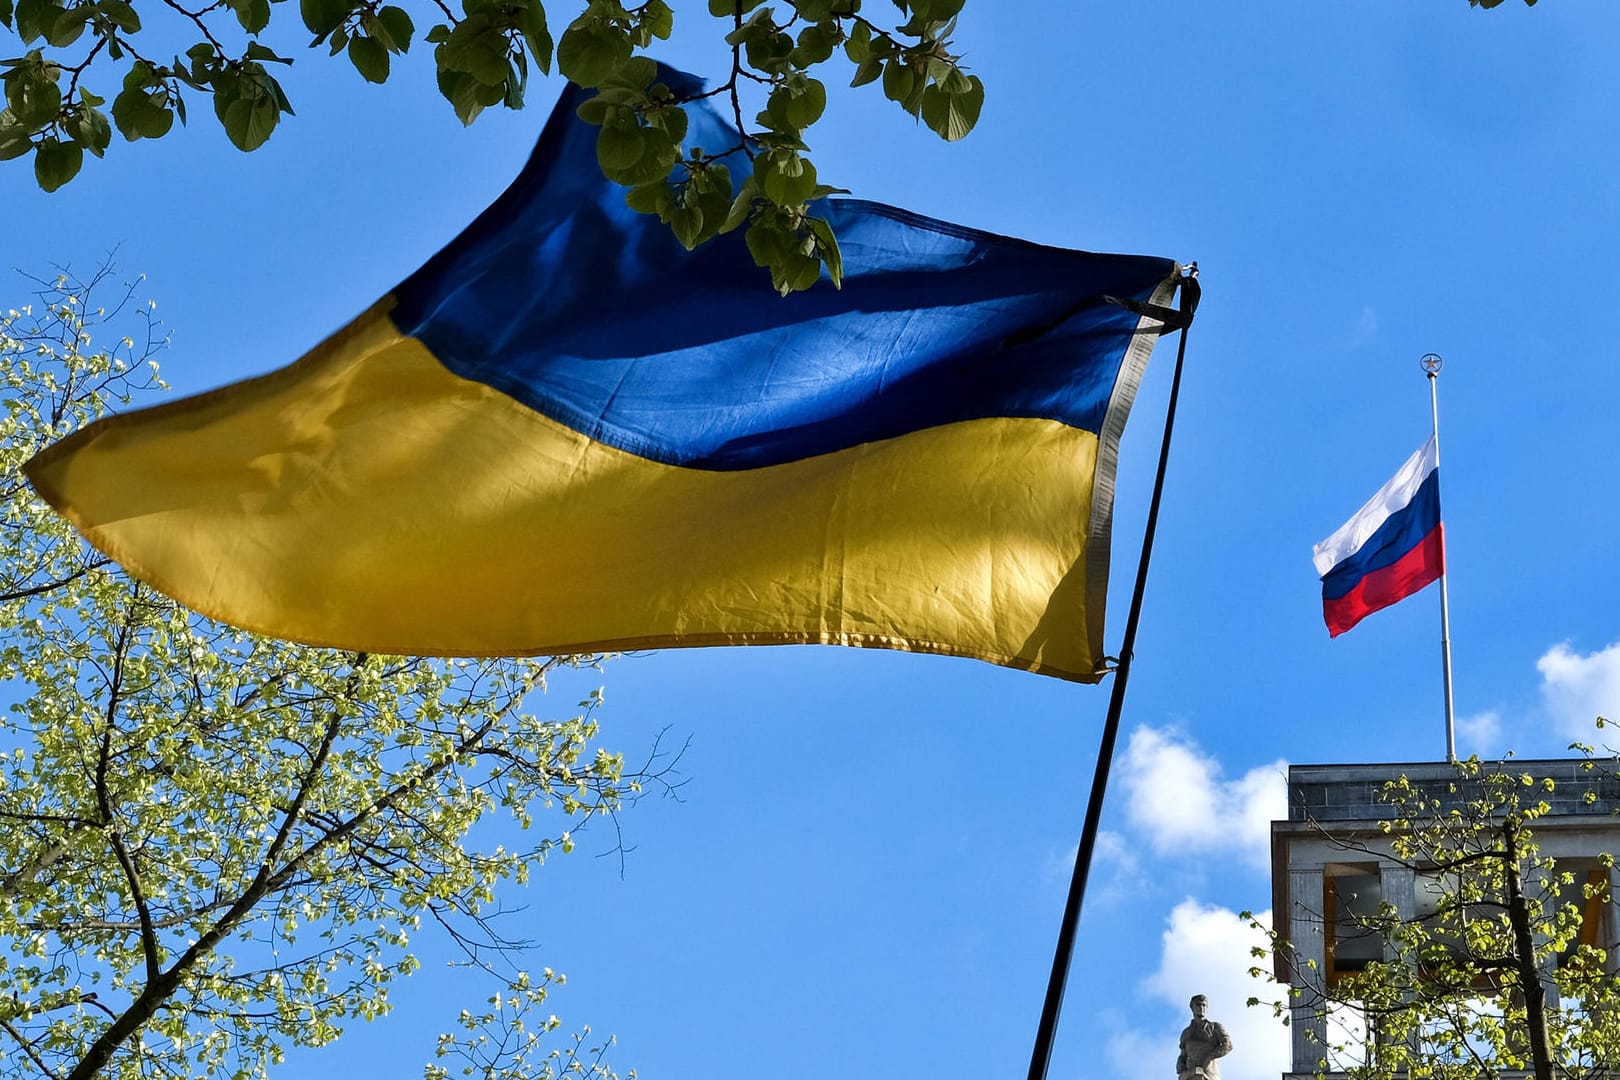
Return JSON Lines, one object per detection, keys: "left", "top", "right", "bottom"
{"left": 1189, "top": 994, "right": 1208, "bottom": 1018}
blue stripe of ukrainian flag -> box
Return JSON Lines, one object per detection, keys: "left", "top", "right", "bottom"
{"left": 25, "top": 68, "right": 1180, "bottom": 682}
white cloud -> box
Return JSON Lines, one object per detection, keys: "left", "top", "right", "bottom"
{"left": 1356, "top": 306, "right": 1379, "bottom": 337}
{"left": 1044, "top": 830, "right": 1149, "bottom": 907}
{"left": 1455, "top": 710, "right": 1502, "bottom": 757}
{"left": 1105, "top": 900, "right": 1290, "bottom": 1080}
{"left": 1105, "top": 1024, "right": 1179, "bottom": 1080}
{"left": 1093, "top": 830, "right": 1138, "bottom": 880}
{"left": 1045, "top": 841, "right": 1079, "bottom": 883}
{"left": 1537, "top": 641, "right": 1620, "bottom": 740}
{"left": 1347, "top": 306, "right": 1379, "bottom": 349}
{"left": 1120, "top": 726, "right": 1287, "bottom": 871}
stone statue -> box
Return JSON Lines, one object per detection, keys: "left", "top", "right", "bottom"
{"left": 1176, "top": 994, "right": 1232, "bottom": 1080}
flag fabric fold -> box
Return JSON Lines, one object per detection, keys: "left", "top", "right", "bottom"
{"left": 25, "top": 69, "right": 1181, "bottom": 682}
{"left": 1313, "top": 436, "right": 1445, "bottom": 637}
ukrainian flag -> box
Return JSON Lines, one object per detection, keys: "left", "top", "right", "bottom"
{"left": 25, "top": 71, "right": 1181, "bottom": 682}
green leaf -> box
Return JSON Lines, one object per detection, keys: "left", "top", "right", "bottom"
{"left": 8, "top": 73, "right": 62, "bottom": 130}
{"left": 843, "top": 18, "right": 871, "bottom": 61}
{"left": 556, "top": 22, "right": 630, "bottom": 87}
{"left": 757, "top": 148, "right": 816, "bottom": 205}
{"left": 374, "top": 5, "right": 414, "bottom": 52}
{"left": 0, "top": 0, "right": 13, "bottom": 28}
{"left": 693, "top": 167, "right": 732, "bottom": 238}
{"left": 0, "top": 111, "right": 32, "bottom": 159}
{"left": 640, "top": 0, "right": 672, "bottom": 39}
{"left": 726, "top": 11, "right": 792, "bottom": 74}
{"left": 806, "top": 214, "right": 842, "bottom": 287}
{"left": 43, "top": 4, "right": 90, "bottom": 46}
{"left": 216, "top": 84, "right": 278, "bottom": 150}
{"left": 473, "top": 74, "right": 505, "bottom": 106}
{"left": 32, "top": 134, "right": 81, "bottom": 190}
{"left": 234, "top": 0, "right": 270, "bottom": 33}
{"left": 441, "top": 19, "right": 512, "bottom": 86}
{"left": 919, "top": 72, "right": 980, "bottom": 140}
{"left": 298, "top": 0, "right": 349, "bottom": 37}
{"left": 668, "top": 200, "right": 704, "bottom": 249}
{"left": 63, "top": 103, "right": 110, "bottom": 154}
{"left": 596, "top": 123, "right": 643, "bottom": 170}
{"left": 166, "top": 54, "right": 199, "bottom": 88}
{"left": 784, "top": 77, "right": 824, "bottom": 128}
{"left": 745, "top": 212, "right": 788, "bottom": 268}
{"left": 723, "top": 5, "right": 769, "bottom": 46}
{"left": 644, "top": 99, "right": 686, "bottom": 142}
{"left": 98, "top": 0, "right": 138, "bottom": 29}
{"left": 592, "top": 85, "right": 642, "bottom": 106}
{"left": 937, "top": 65, "right": 969, "bottom": 93}
{"left": 13, "top": 0, "right": 58, "bottom": 42}
{"left": 435, "top": 68, "right": 485, "bottom": 125}
{"left": 881, "top": 58, "right": 918, "bottom": 112}
{"left": 348, "top": 35, "right": 390, "bottom": 82}
{"left": 515, "top": 1, "right": 551, "bottom": 73}
{"left": 122, "top": 58, "right": 152, "bottom": 89}
{"left": 720, "top": 176, "right": 758, "bottom": 233}
{"left": 110, "top": 85, "right": 146, "bottom": 138}
{"left": 624, "top": 180, "right": 671, "bottom": 216}
{"left": 773, "top": 248, "right": 822, "bottom": 294}
{"left": 596, "top": 121, "right": 676, "bottom": 186}
{"left": 244, "top": 41, "right": 290, "bottom": 64}
{"left": 603, "top": 54, "right": 655, "bottom": 91}
{"left": 502, "top": 57, "right": 525, "bottom": 108}
{"left": 790, "top": 21, "right": 839, "bottom": 66}
{"left": 262, "top": 67, "right": 293, "bottom": 112}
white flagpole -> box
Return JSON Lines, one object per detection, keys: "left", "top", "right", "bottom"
{"left": 1421, "top": 353, "right": 1457, "bottom": 762}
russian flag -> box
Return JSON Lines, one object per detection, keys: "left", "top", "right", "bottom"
{"left": 1312, "top": 437, "right": 1445, "bottom": 638}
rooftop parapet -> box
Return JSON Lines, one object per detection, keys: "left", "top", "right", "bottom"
{"left": 1285, "top": 758, "right": 1620, "bottom": 824}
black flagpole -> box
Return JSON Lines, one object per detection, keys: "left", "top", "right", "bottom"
{"left": 1024, "top": 265, "right": 1201, "bottom": 1080}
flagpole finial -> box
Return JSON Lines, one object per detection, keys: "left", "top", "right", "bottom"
{"left": 1420, "top": 352, "right": 1444, "bottom": 377}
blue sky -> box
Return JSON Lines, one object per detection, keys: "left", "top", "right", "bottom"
{"left": 7, "top": 2, "right": 1620, "bottom": 1079}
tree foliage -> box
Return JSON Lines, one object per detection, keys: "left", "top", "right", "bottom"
{"left": 1, "top": 0, "right": 985, "bottom": 293}
{"left": 0, "top": 265, "right": 669, "bottom": 1079}
{"left": 1248, "top": 753, "right": 1620, "bottom": 1080}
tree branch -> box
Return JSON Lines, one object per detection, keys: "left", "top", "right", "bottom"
{"left": 0, "top": 834, "right": 84, "bottom": 900}
{"left": 62, "top": 655, "right": 366, "bottom": 1080}
{"left": 0, "top": 1016, "right": 62, "bottom": 1080}
{"left": 92, "top": 586, "right": 163, "bottom": 987}
{"left": 0, "top": 559, "right": 109, "bottom": 604}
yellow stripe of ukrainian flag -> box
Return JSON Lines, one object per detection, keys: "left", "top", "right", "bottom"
{"left": 27, "top": 303, "right": 1110, "bottom": 681}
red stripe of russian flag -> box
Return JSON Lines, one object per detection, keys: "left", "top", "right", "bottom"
{"left": 1322, "top": 522, "right": 1444, "bottom": 637}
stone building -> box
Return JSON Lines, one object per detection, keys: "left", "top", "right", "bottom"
{"left": 1269, "top": 759, "right": 1620, "bottom": 1078}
